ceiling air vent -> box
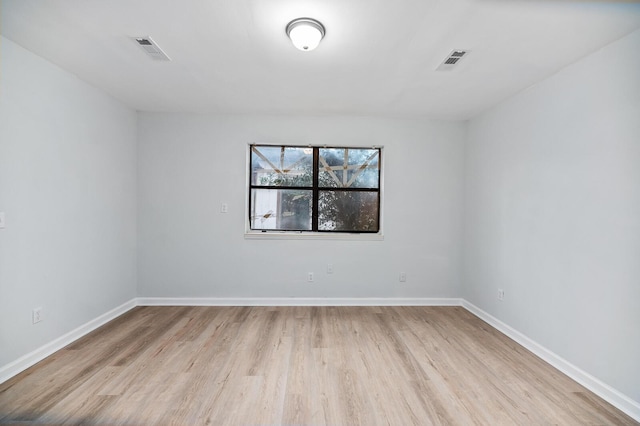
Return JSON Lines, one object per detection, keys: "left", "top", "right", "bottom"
{"left": 133, "top": 36, "right": 171, "bottom": 61}
{"left": 436, "top": 50, "right": 468, "bottom": 71}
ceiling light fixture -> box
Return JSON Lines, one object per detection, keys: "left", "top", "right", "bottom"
{"left": 286, "top": 18, "right": 325, "bottom": 51}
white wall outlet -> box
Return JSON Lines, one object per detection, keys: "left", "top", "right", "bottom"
{"left": 220, "top": 203, "right": 228, "bottom": 213}
{"left": 0, "top": 212, "right": 5, "bottom": 229}
{"left": 327, "top": 264, "right": 333, "bottom": 274}
{"left": 32, "top": 307, "right": 43, "bottom": 324}
{"left": 498, "top": 289, "right": 505, "bottom": 301}
{"left": 399, "top": 272, "right": 407, "bottom": 282}
{"left": 307, "top": 272, "right": 314, "bottom": 282}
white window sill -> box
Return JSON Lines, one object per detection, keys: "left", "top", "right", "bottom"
{"left": 244, "top": 231, "right": 384, "bottom": 241}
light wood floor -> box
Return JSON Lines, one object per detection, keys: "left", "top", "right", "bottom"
{"left": 0, "top": 306, "right": 636, "bottom": 425}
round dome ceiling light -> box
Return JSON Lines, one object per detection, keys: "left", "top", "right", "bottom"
{"left": 286, "top": 18, "right": 325, "bottom": 51}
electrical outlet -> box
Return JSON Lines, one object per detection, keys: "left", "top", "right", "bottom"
{"left": 399, "top": 272, "right": 407, "bottom": 282}
{"left": 327, "top": 264, "right": 333, "bottom": 274}
{"left": 308, "top": 272, "right": 314, "bottom": 282}
{"left": 0, "top": 212, "right": 5, "bottom": 229}
{"left": 498, "top": 289, "right": 505, "bottom": 301}
{"left": 220, "top": 203, "right": 228, "bottom": 213}
{"left": 32, "top": 307, "right": 43, "bottom": 324}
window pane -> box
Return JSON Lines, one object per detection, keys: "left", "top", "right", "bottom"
{"left": 318, "top": 148, "right": 379, "bottom": 189}
{"left": 318, "top": 191, "right": 379, "bottom": 232}
{"left": 250, "top": 189, "right": 312, "bottom": 230}
{"left": 251, "top": 146, "right": 313, "bottom": 187}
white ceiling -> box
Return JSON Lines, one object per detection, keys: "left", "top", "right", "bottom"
{"left": 2, "top": 0, "right": 640, "bottom": 120}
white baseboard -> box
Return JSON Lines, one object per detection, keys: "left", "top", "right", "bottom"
{"left": 137, "top": 297, "right": 463, "bottom": 307}
{"left": 0, "top": 298, "right": 137, "bottom": 385}
{"left": 462, "top": 300, "right": 640, "bottom": 422}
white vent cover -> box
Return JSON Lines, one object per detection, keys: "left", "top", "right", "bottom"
{"left": 436, "top": 50, "right": 468, "bottom": 71}
{"left": 133, "top": 36, "right": 171, "bottom": 61}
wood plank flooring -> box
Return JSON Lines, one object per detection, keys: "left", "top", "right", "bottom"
{"left": 0, "top": 306, "right": 636, "bottom": 425}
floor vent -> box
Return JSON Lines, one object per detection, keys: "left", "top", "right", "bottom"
{"left": 133, "top": 36, "right": 171, "bottom": 61}
{"left": 436, "top": 50, "right": 468, "bottom": 71}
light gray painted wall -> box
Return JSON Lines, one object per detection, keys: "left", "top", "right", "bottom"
{"left": 0, "top": 37, "right": 138, "bottom": 367}
{"left": 137, "top": 114, "right": 465, "bottom": 299}
{"left": 463, "top": 29, "right": 640, "bottom": 401}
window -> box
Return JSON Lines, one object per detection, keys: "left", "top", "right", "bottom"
{"left": 249, "top": 144, "right": 381, "bottom": 233}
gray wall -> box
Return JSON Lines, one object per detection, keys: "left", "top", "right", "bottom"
{"left": 0, "top": 37, "right": 138, "bottom": 367}
{"left": 462, "top": 29, "right": 640, "bottom": 401}
{"left": 137, "top": 114, "right": 466, "bottom": 299}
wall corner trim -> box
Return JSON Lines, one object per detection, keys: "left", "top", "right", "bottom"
{"left": 0, "top": 299, "right": 137, "bottom": 385}
{"left": 461, "top": 300, "right": 640, "bottom": 422}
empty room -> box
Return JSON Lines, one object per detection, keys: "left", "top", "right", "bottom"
{"left": 1, "top": 0, "right": 639, "bottom": 424}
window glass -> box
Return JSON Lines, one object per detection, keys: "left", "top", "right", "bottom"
{"left": 318, "top": 148, "right": 379, "bottom": 189}
{"left": 251, "top": 146, "right": 313, "bottom": 187}
{"left": 318, "top": 191, "right": 379, "bottom": 232}
{"left": 250, "top": 188, "right": 312, "bottom": 230}
{"left": 249, "top": 145, "right": 381, "bottom": 233}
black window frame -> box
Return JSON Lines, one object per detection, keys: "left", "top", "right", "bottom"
{"left": 248, "top": 144, "right": 382, "bottom": 234}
